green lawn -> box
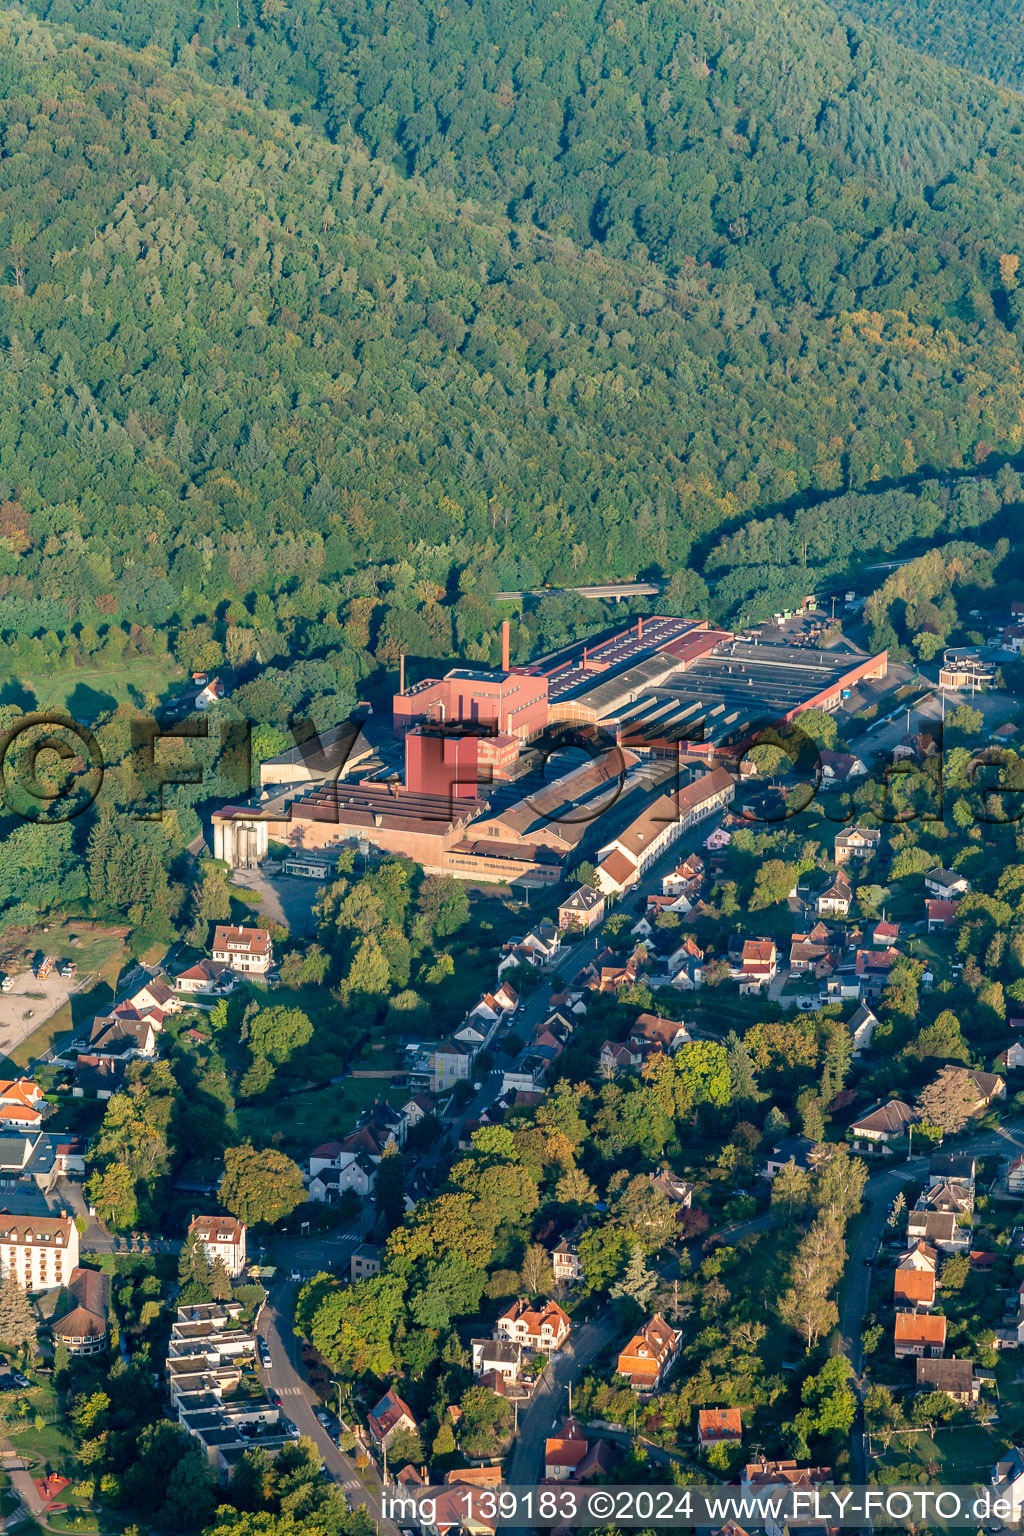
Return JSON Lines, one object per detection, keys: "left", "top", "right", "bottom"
{"left": 872, "top": 1422, "right": 1006, "bottom": 1482}
{"left": 237, "top": 1076, "right": 410, "bottom": 1159}
{"left": 0, "top": 660, "right": 181, "bottom": 721}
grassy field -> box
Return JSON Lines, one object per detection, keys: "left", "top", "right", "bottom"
{"left": 872, "top": 1422, "right": 1006, "bottom": 1481}
{"left": 236, "top": 1075, "right": 410, "bottom": 1159}
{"left": 0, "top": 660, "right": 182, "bottom": 721}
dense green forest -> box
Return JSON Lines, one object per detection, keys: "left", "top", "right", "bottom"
{"left": 4, "top": 0, "right": 1024, "bottom": 678}
{"left": 839, "top": 0, "right": 1024, "bottom": 93}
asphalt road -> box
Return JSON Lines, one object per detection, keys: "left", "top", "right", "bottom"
{"left": 258, "top": 1271, "right": 400, "bottom": 1533}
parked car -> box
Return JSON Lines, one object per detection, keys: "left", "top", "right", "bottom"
{"left": 0, "top": 975, "right": 13, "bottom": 992}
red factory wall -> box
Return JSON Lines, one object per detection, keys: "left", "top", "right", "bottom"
{"left": 394, "top": 671, "right": 549, "bottom": 740}
{"left": 405, "top": 730, "right": 480, "bottom": 798}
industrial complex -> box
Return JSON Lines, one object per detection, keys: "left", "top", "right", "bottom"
{"left": 212, "top": 615, "right": 890, "bottom": 886}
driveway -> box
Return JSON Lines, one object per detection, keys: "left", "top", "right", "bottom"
{"left": 230, "top": 868, "right": 318, "bottom": 937}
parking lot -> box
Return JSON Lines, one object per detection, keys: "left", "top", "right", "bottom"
{"left": 0, "top": 969, "right": 83, "bottom": 1061}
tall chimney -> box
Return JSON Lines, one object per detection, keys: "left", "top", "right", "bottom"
{"left": 638, "top": 616, "right": 644, "bottom": 641}
{"left": 400, "top": 653, "right": 405, "bottom": 692}
{"left": 501, "top": 619, "right": 510, "bottom": 673}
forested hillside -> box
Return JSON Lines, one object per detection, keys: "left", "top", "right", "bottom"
{"left": 23, "top": 0, "right": 1024, "bottom": 314}
{"left": 4, "top": 0, "right": 1024, "bottom": 679}
{"left": 839, "top": 0, "right": 1024, "bottom": 93}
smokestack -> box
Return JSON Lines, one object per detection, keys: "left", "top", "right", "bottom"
{"left": 638, "top": 616, "right": 644, "bottom": 641}
{"left": 400, "top": 653, "right": 405, "bottom": 692}
{"left": 501, "top": 619, "right": 510, "bottom": 673}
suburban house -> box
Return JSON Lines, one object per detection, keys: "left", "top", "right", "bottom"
{"left": 762, "top": 1137, "right": 829, "bottom": 1180}
{"left": 990, "top": 1447, "right": 1024, "bottom": 1523}
{"left": 174, "top": 959, "right": 235, "bottom": 996}
{"left": 1009, "top": 1156, "right": 1024, "bottom": 1195}
{"left": 663, "top": 855, "right": 704, "bottom": 896}
{"left": 0, "top": 1210, "right": 80, "bottom": 1292}
{"left": 49, "top": 1267, "right": 110, "bottom": 1357}
{"left": 616, "top": 1313, "right": 681, "bottom": 1391}
{"left": 834, "top": 827, "right": 880, "bottom": 863}
{"left": 350, "top": 1243, "right": 382, "bottom": 1282}
{"left": 735, "top": 939, "right": 777, "bottom": 994}
{"left": 545, "top": 1417, "right": 589, "bottom": 1481}
{"left": 367, "top": 1387, "right": 417, "bottom": 1450}
{"left": 87, "top": 1014, "right": 158, "bottom": 1065}
{"left": 789, "top": 924, "right": 839, "bottom": 979}
{"left": 697, "top": 1407, "right": 743, "bottom": 1448}
{"left": 894, "top": 1312, "right": 947, "bottom": 1358}
{"left": 847, "top": 1099, "right": 914, "bottom": 1154}
{"left": 308, "top": 1149, "right": 377, "bottom": 1202}
{"left": 915, "top": 1358, "right": 978, "bottom": 1404}
{"left": 210, "top": 926, "right": 274, "bottom": 976}
{"left": 471, "top": 1337, "right": 523, "bottom": 1389}
{"left": 430, "top": 1039, "right": 474, "bottom": 1093}
{"left": 929, "top": 1153, "right": 976, "bottom": 1188}
{"left": 557, "top": 886, "right": 606, "bottom": 933}
{"left": 847, "top": 1002, "right": 878, "bottom": 1056}
{"left": 906, "top": 1209, "right": 968, "bottom": 1252}
{"left": 926, "top": 899, "right": 958, "bottom": 932}
{"left": 926, "top": 1065, "right": 1005, "bottom": 1116}
{"left": 494, "top": 1298, "right": 571, "bottom": 1353}
{"left": 898, "top": 1241, "right": 938, "bottom": 1274}
{"left": 650, "top": 1168, "right": 694, "bottom": 1206}
{"left": 467, "top": 985, "right": 519, "bottom": 1025}
{"left": 71, "top": 1056, "right": 125, "bottom": 1100}
{"left": 855, "top": 947, "right": 900, "bottom": 997}
{"left": 924, "top": 868, "right": 971, "bottom": 900}
{"left": 0, "top": 1080, "right": 47, "bottom": 1130}
{"left": 815, "top": 870, "right": 853, "bottom": 918}
{"left": 187, "top": 1214, "right": 247, "bottom": 1278}
{"left": 599, "top": 1040, "right": 644, "bottom": 1074}
{"left": 894, "top": 1267, "right": 936, "bottom": 1310}
{"left": 551, "top": 1223, "right": 586, "bottom": 1286}
{"left": 819, "top": 750, "right": 867, "bottom": 784}
{"left": 999, "top": 1041, "right": 1024, "bottom": 1073}
{"left": 872, "top": 918, "right": 900, "bottom": 947}
{"left": 630, "top": 1014, "right": 690, "bottom": 1055}
{"left": 196, "top": 677, "right": 226, "bottom": 709}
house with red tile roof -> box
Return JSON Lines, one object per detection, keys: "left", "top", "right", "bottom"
{"left": 735, "top": 939, "right": 777, "bottom": 994}
{"left": 494, "top": 1297, "right": 571, "bottom": 1353}
{"left": 545, "top": 1417, "right": 589, "bottom": 1480}
{"left": 926, "top": 899, "right": 958, "bottom": 932}
{"left": 617, "top": 1313, "right": 681, "bottom": 1390}
{"left": 894, "top": 1267, "right": 936, "bottom": 1310}
{"left": 211, "top": 925, "right": 273, "bottom": 975}
{"left": 698, "top": 1407, "right": 743, "bottom": 1447}
{"left": 894, "top": 1312, "right": 946, "bottom": 1358}
{"left": 367, "top": 1386, "right": 417, "bottom": 1450}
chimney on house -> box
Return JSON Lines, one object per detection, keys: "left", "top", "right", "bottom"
{"left": 501, "top": 619, "right": 510, "bottom": 672}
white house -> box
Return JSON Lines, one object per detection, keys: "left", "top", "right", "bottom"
{"left": 211, "top": 925, "right": 274, "bottom": 976}
{"left": 0, "top": 1211, "right": 80, "bottom": 1292}
{"left": 494, "top": 1297, "right": 571, "bottom": 1352}
{"left": 924, "top": 868, "right": 971, "bottom": 901}
{"left": 174, "top": 959, "right": 235, "bottom": 996}
{"left": 187, "top": 1213, "right": 247, "bottom": 1277}
{"left": 990, "top": 1448, "right": 1024, "bottom": 1524}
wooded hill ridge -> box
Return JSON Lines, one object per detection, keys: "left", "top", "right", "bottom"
{"left": 3, "top": 0, "right": 1024, "bottom": 651}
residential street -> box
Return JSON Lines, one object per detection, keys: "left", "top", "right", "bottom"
{"left": 843, "top": 1117, "right": 1024, "bottom": 1490}
{"left": 258, "top": 1272, "right": 400, "bottom": 1533}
